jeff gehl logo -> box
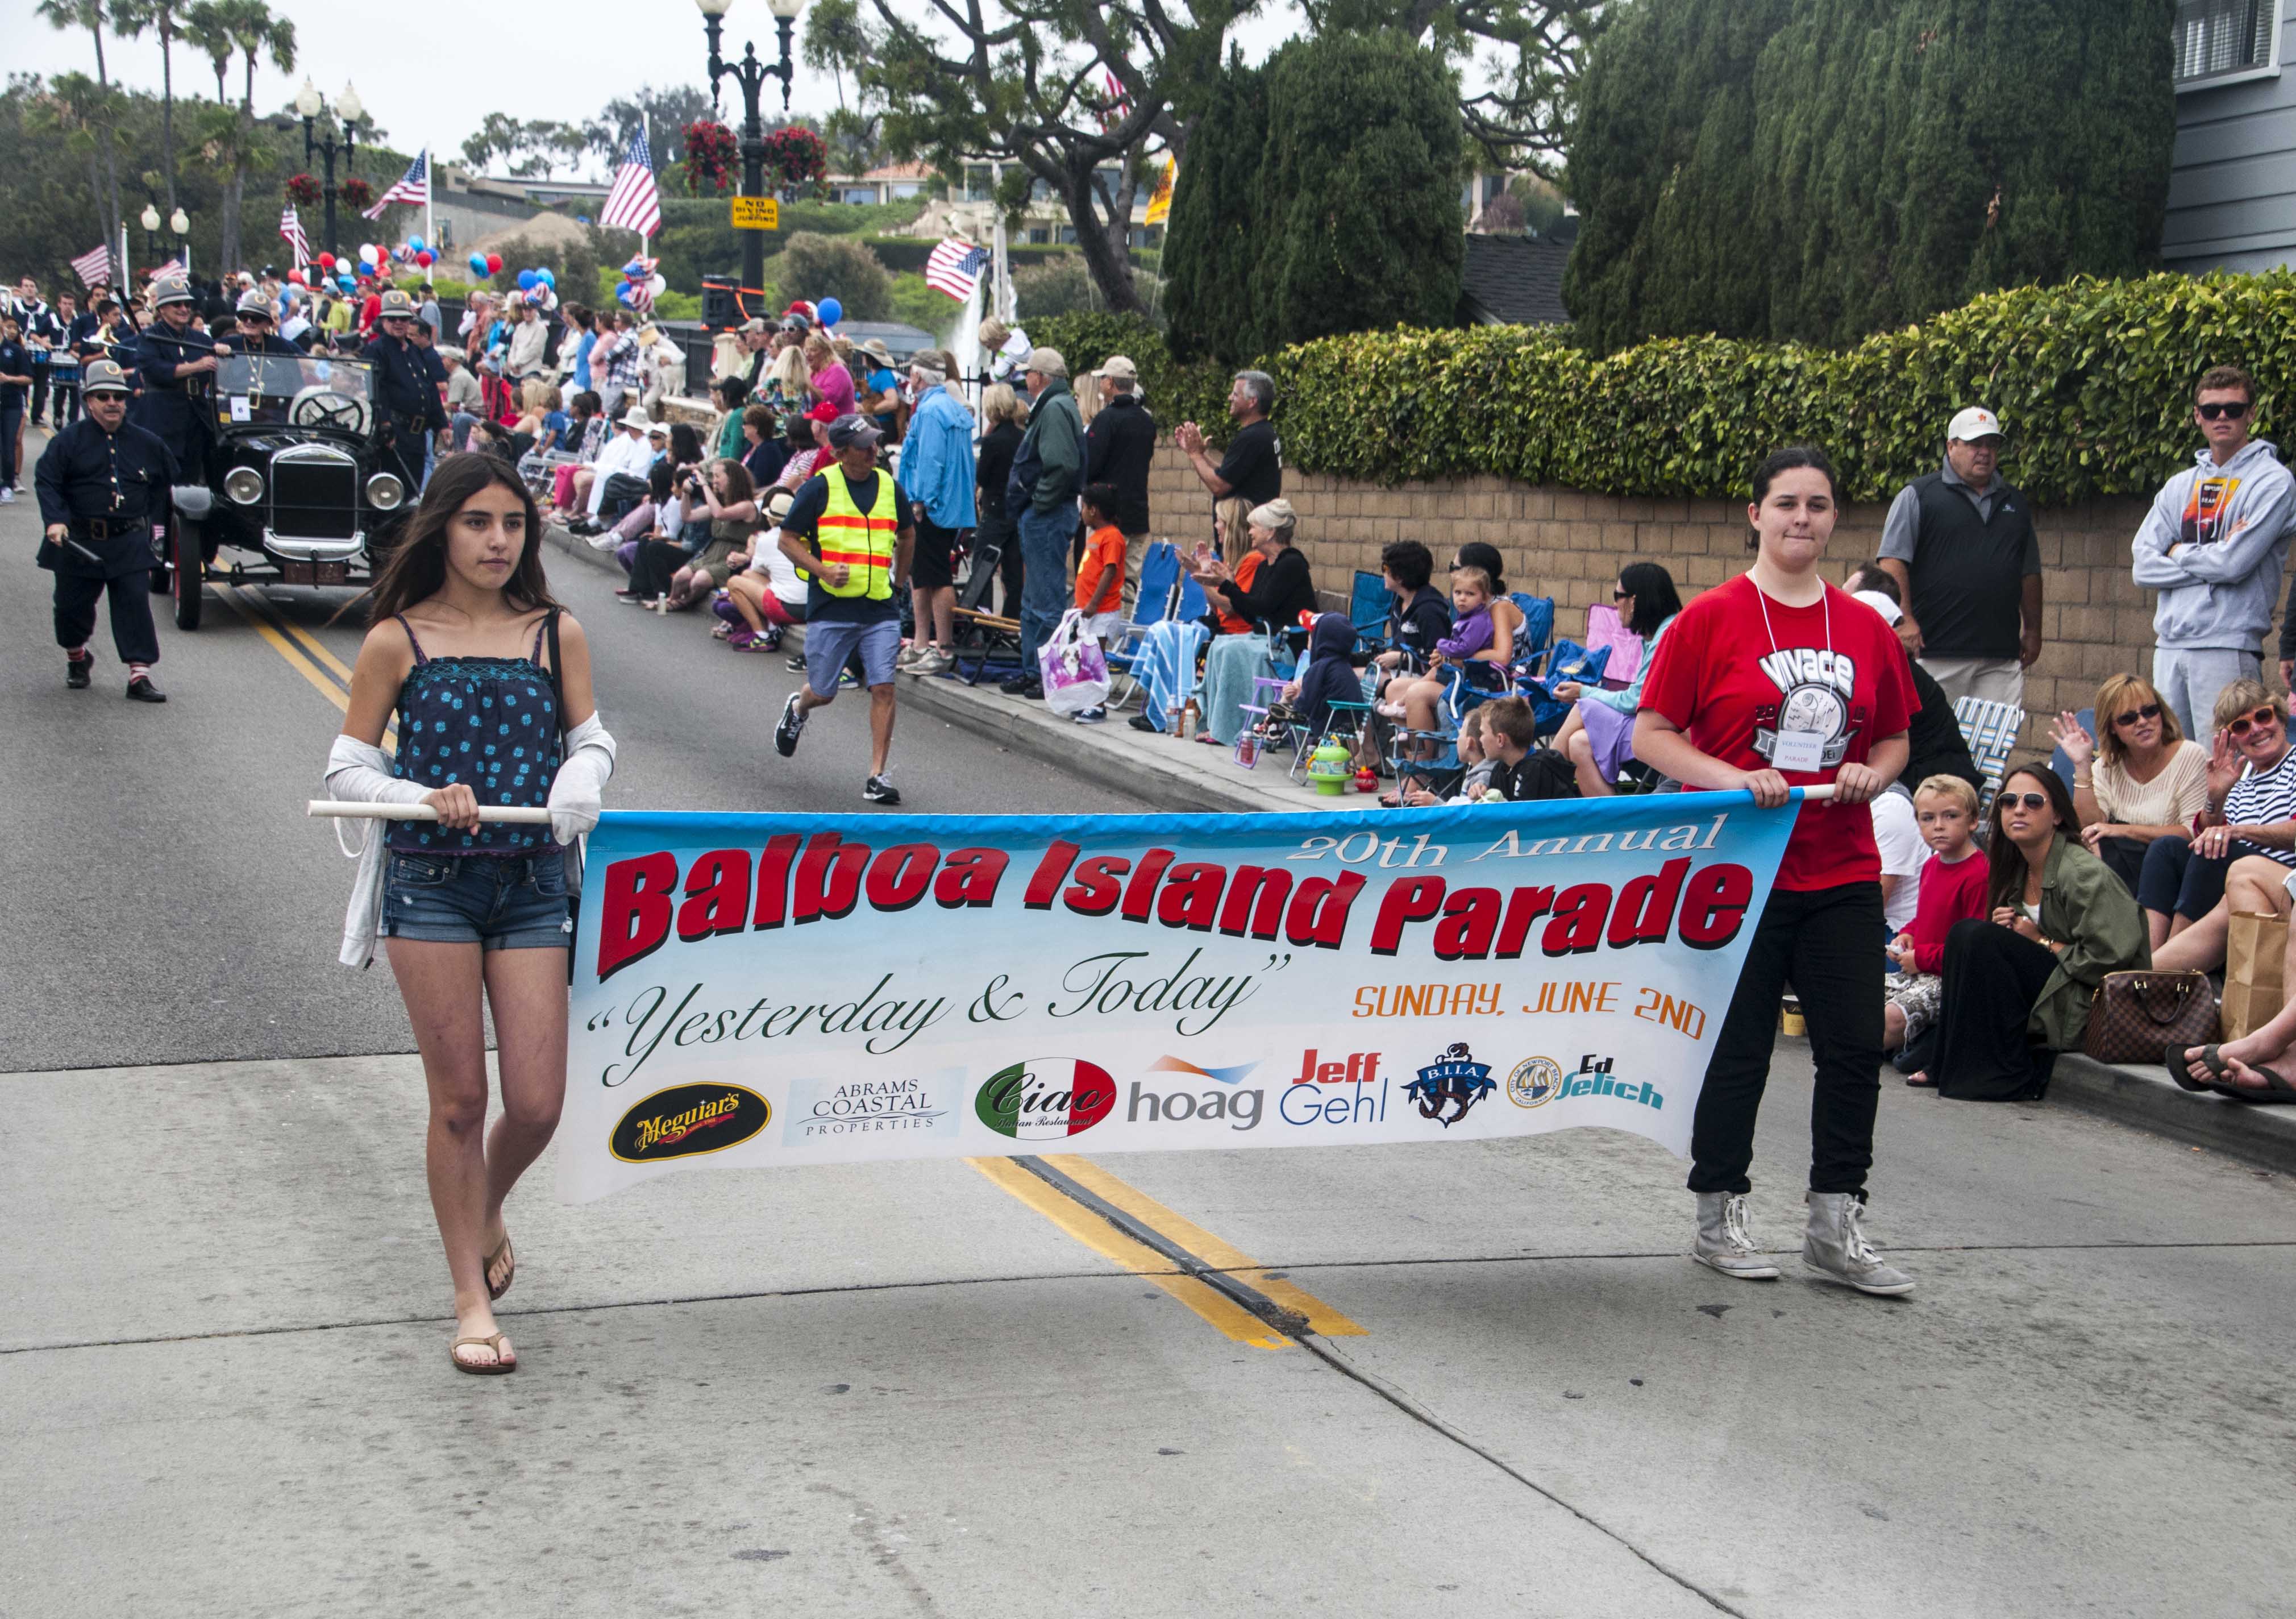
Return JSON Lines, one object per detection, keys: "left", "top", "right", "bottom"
{"left": 1507, "top": 1053, "right": 1663, "bottom": 1112}
{"left": 1281, "top": 1046, "right": 1390, "bottom": 1127}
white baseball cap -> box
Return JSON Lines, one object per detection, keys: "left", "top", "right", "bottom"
{"left": 1948, "top": 406, "right": 2003, "bottom": 443}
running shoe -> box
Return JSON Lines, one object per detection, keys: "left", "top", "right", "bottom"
{"left": 774, "top": 691, "right": 806, "bottom": 757}
{"left": 863, "top": 773, "right": 901, "bottom": 804}
{"left": 838, "top": 669, "right": 860, "bottom": 691}
{"left": 785, "top": 653, "right": 808, "bottom": 675}
{"left": 1073, "top": 705, "right": 1108, "bottom": 724}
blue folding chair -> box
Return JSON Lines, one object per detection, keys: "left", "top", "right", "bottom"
{"left": 2050, "top": 707, "right": 2097, "bottom": 801}
{"left": 1512, "top": 593, "right": 1555, "bottom": 671}
{"left": 1349, "top": 570, "right": 1390, "bottom": 655}
{"left": 1520, "top": 640, "right": 1611, "bottom": 738}
{"left": 1104, "top": 542, "right": 1183, "bottom": 708}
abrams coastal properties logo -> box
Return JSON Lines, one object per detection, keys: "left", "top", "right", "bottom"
{"left": 975, "top": 1058, "right": 1118, "bottom": 1140}
{"left": 1403, "top": 1041, "right": 1496, "bottom": 1127}
{"left": 610, "top": 1082, "right": 771, "bottom": 1163}
{"left": 784, "top": 1067, "right": 964, "bottom": 1144}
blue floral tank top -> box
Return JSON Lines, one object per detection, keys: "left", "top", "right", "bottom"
{"left": 388, "top": 612, "right": 561, "bottom": 853}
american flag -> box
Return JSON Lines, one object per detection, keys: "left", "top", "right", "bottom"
{"left": 70, "top": 243, "right": 114, "bottom": 287}
{"left": 149, "top": 253, "right": 186, "bottom": 279}
{"left": 599, "top": 130, "right": 662, "bottom": 238}
{"left": 925, "top": 238, "right": 990, "bottom": 301}
{"left": 363, "top": 149, "right": 429, "bottom": 220}
{"left": 280, "top": 202, "right": 311, "bottom": 268}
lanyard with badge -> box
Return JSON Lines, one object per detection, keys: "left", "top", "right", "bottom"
{"left": 1757, "top": 584, "right": 1831, "bottom": 773}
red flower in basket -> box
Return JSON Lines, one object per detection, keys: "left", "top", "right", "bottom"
{"left": 285, "top": 172, "right": 322, "bottom": 207}
{"left": 340, "top": 176, "right": 376, "bottom": 211}
{"left": 681, "top": 119, "right": 739, "bottom": 195}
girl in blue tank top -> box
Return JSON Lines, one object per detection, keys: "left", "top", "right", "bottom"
{"left": 338, "top": 453, "right": 603, "bottom": 1376}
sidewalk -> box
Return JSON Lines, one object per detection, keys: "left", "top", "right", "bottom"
{"left": 543, "top": 523, "right": 2296, "bottom": 1176}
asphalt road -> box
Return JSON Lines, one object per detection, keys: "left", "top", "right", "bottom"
{"left": 7, "top": 438, "right": 2296, "bottom": 1617}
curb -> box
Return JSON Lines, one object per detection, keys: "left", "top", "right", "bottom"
{"left": 2050, "top": 1052, "right": 2296, "bottom": 1176}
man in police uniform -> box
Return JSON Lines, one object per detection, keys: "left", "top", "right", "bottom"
{"left": 770, "top": 414, "right": 913, "bottom": 804}
{"left": 127, "top": 274, "right": 217, "bottom": 486}
{"left": 215, "top": 286, "right": 302, "bottom": 357}
{"left": 362, "top": 288, "right": 445, "bottom": 493}
{"left": 35, "top": 359, "right": 174, "bottom": 701}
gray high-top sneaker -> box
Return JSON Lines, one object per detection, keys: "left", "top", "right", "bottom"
{"left": 1692, "top": 1192, "right": 1781, "bottom": 1279}
{"left": 1803, "top": 1193, "right": 1916, "bottom": 1296}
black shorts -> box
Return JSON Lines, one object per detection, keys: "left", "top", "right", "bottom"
{"left": 911, "top": 517, "right": 959, "bottom": 591}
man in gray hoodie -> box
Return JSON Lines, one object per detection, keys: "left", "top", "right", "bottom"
{"left": 2133, "top": 364, "right": 2296, "bottom": 739}
{"left": 1000, "top": 346, "right": 1085, "bottom": 699}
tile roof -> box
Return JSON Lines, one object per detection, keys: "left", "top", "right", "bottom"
{"left": 1457, "top": 233, "right": 1573, "bottom": 328}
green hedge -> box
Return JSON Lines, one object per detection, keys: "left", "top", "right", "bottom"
{"left": 1047, "top": 273, "right": 2296, "bottom": 505}
{"left": 1029, "top": 312, "right": 1235, "bottom": 436}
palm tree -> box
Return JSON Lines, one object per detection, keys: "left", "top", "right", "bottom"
{"left": 36, "top": 0, "right": 124, "bottom": 261}
{"left": 182, "top": 0, "right": 232, "bottom": 102}
{"left": 114, "top": 0, "right": 185, "bottom": 215}
{"left": 182, "top": 0, "right": 293, "bottom": 271}
{"left": 30, "top": 73, "right": 128, "bottom": 273}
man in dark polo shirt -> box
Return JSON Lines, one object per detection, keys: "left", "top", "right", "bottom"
{"left": 1175, "top": 368, "right": 1282, "bottom": 553}
{"left": 1877, "top": 405, "right": 2043, "bottom": 709}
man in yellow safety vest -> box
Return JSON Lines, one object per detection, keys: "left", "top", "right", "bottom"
{"left": 773, "top": 413, "right": 916, "bottom": 803}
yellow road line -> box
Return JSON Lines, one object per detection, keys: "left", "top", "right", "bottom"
{"left": 966, "top": 1157, "right": 1295, "bottom": 1350}
{"left": 1041, "top": 1154, "right": 1369, "bottom": 1337}
{"left": 212, "top": 584, "right": 348, "bottom": 715}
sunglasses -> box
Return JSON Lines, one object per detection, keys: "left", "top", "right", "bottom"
{"left": 2002, "top": 792, "right": 2052, "bottom": 812}
{"left": 2230, "top": 705, "right": 2281, "bottom": 737}
{"left": 1612, "top": 588, "right": 1632, "bottom": 601}
{"left": 2198, "top": 401, "right": 2252, "bottom": 421}
{"left": 2111, "top": 703, "right": 2162, "bottom": 729}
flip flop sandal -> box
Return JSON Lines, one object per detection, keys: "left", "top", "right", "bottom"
{"left": 2215, "top": 1062, "right": 2296, "bottom": 1103}
{"left": 2166, "top": 1043, "right": 2227, "bottom": 1093}
{"left": 484, "top": 1234, "right": 515, "bottom": 1302}
{"left": 450, "top": 1333, "right": 516, "bottom": 1375}
{"left": 1904, "top": 1073, "right": 1937, "bottom": 1087}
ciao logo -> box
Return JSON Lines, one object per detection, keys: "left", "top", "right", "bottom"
{"left": 610, "top": 1083, "right": 771, "bottom": 1163}
{"left": 975, "top": 1058, "right": 1118, "bottom": 1140}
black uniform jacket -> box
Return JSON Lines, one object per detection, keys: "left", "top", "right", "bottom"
{"left": 35, "top": 417, "right": 179, "bottom": 579}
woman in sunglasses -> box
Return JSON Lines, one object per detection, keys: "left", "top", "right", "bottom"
{"left": 1927, "top": 767, "right": 2148, "bottom": 1099}
{"left": 2135, "top": 679, "right": 2296, "bottom": 954}
{"left": 2048, "top": 673, "right": 2208, "bottom": 893}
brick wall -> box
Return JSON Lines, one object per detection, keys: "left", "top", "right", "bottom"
{"left": 1142, "top": 441, "right": 2173, "bottom": 755}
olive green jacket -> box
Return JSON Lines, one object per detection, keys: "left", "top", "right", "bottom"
{"left": 2027, "top": 834, "right": 2151, "bottom": 1050}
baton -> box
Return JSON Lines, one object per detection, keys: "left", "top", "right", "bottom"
{"left": 307, "top": 800, "right": 555, "bottom": 824}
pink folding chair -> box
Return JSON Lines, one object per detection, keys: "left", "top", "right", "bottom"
{"left": 1583, "top": 603, "right": 1645, "bottom": 692}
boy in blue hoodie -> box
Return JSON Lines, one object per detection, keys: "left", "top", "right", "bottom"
{"left": 2133, "top": 364, "right": 2296, "bottom": 740}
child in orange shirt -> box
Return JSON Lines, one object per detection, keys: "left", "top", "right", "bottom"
{"left": 1071, "top": 483, "right": 1128, "bottom": 725}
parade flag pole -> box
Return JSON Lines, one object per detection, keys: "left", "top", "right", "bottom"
{"left": 308, "top": 802, "right": 558, "bottom": 823}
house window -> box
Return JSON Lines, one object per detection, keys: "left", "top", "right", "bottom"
{"left": 963, "top": 165, "right": 995, "bottom": 201}
{"left": 2177, "top": 0, "right": 2280, "bottom": 85}
{"left": 841, "top": 186, "right": 878, "bottom": 205}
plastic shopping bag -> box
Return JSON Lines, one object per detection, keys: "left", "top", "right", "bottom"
{"left": 1039, "top": 608, "right": 1112, "bottom": 716}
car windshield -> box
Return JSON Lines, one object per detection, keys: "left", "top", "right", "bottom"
{"left": 215, "top": 354, "right": 376, "bottom": 427}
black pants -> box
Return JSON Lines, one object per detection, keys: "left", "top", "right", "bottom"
{"left": 1932, "top": 919, "right": 2059, "bottom": 1101}
{"left": 1690, "top": 881, "right": 1885, "bottom": 1197}
{"left": 2092, "top": 834, "right": 2148, "bottom": 896}
{"left": 55, "top": 570, "right": 160, "bottom": 665}
{"left": 29, "top": 361, "right": 51, "bottom": 425}
{"left": 626, "top": 538, "right": 688, "bottom": 599}
{"left": 50, "top": 374, "right": 79, "bottom": 426}
{"left": 978, "top": 512, "right": 1021, "bottom": 613}
{"left": 598, "top": 472, "right": 650, "bottom": 522}
{"left": 0, "top": 400, "right": 20, "bottom": 485}
{"left": 2137, "top": 835, "right": 2228, "bottom": 921}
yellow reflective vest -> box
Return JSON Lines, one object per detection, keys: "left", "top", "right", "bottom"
{"left": 812, "top": 463, "right": 899, "bottom": 601}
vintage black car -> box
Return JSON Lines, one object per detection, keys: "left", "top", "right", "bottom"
{"left": 165, "top": 351, "right": 412, "bottom": 629}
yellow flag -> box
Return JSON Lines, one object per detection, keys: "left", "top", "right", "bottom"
{"left": 1143, "top": 156, "right": 1176, "bottom": 226}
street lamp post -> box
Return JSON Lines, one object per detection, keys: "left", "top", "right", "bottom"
{"left": 697, "top": 0, "right": 808, "bottom": 318}
{"left": 294, "top": 77, "right": 365, "bottom": 262}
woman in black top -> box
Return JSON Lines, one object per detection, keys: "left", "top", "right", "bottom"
{"left": 975, "top": 383, "right": 1029, "bottom": 613}
{"left": 1191, "top": 499, "right": 1317, "bottom": 745}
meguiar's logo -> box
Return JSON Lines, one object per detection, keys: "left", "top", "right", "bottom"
{"left": 611, "top": 1084, "right": 770, "bottom": 1162}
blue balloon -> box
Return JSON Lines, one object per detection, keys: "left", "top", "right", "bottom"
{"left": 338, "top": 276, "right": 355, "bottom": 293}
{"left": 616, "top": 283, "right": 638, "bottom": 307}
{"left": 468, "top": 253, "right": 488, "bottom": 276}
{"left": 516, "top": 269, "right": 538, "bottom": 291}
{"left": 535, "top": 268, "right": 555, "bottom": 287}
{"left": 408, "top": 235, "right": 425, "bottom": 254}
{"left": 817, "top": 297, "right": 842, "bottom": 327}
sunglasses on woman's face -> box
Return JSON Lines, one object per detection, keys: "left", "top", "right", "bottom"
{"left": 2198, "top": 401, "right": 2252, "bottom": 421}
{"left": 2003, "top": 793, "right": 2051, "bottom": 812}
{"left": 2230, "top": 705, "right": 2281, "bottom": 737}
{"left": 2111, "top": 703, "right": 2162, "bottom": 729}
{"left": 1612, "top": 588, "right": 1631, "bottom": 601}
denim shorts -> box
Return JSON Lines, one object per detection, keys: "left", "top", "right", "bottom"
{"left": 382, "top": 849, "right": 572, "bottom": 950}
{"left": 804, "top": 614, "right": 902, "bottom": 696}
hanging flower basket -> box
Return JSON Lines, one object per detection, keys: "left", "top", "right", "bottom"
{"left": 760, "top": 124, "right": 827, "bottom": 199}
{"left": 340, "top": 176, "right": 376, "bottom": 210}
{"left": 682, "top": 120, "right": 739, "bottom": 196}
{"left": 285, "top": 172, "right": 322, "bottom": 207}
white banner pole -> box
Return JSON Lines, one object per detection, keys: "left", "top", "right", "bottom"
{"left": 307, "top": 801, "right": 556, "bottom": 823}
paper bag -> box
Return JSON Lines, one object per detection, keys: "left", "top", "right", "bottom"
{"left": 2223, "top": 910, "right": 2288, "bottom": 1040}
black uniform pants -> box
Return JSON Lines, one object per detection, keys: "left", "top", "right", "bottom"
{"left": 1, "top": 400, "right": 21, "bottom": 485}
{"left": 51, "top": 373, "right": 79, "bottom": 426}
{"left": 29, "top": 359, "right": 51, "bottom": 425}
{"left": 55, "top": 570, "right": 160, "bottom": 666}
{"left": 1689, "top": 881, "right": 1886, "bottom": 1198}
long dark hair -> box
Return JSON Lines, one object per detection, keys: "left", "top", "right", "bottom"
{"left": 358, "top": 453, "right": 560, "bottom": 624}
{"left": 1616, "top": 561, "right": 1681, "bottom": 637}
{"left": 1453, "top": 541, "right": 1508, "bottom": 597}
{"left": 1747, "top": 445, "right": 1839, "bottom": 550}
{"left": 1985, "top": 766, "right": 2077, "bottom": 911}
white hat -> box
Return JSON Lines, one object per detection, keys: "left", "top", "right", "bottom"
{"left": 1852, "top": 589, "right": 1903, "bottom": 626}
{"left": 1947, "top": 406, "right": 2003, "bottom": 443}
{"left": 620, "top": 407, "right": 656, "bottom": 433}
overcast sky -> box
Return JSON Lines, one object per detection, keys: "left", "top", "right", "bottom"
{"left": 14, "top": 0, "right": 1309, "bottom": 181}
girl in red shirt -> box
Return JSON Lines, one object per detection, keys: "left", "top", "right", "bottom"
{"left": 1635, "top": 446, "right": 1917, "bottom": 1297}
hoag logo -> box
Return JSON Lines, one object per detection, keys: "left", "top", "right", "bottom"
{"left": 611, "top": 1083, "right": 771, "bottom": 1163}
{"left": 1404, "top": 1041, "right": 1496, "bottom": 1127}
{"left": 975, "top": 1058, "right": 1118, "bottom": 1140}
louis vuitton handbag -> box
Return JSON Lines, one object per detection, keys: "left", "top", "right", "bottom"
{"left": 2081, "top": 970, "right": 2219, "bottom": 1066}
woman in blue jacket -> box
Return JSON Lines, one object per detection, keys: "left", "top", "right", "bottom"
{"left": 1555, "top": 561, "right": 1681, "bottom": 796}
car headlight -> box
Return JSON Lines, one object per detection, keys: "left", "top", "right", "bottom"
{"left": 365, "top": 472, "right": 406, "bottom": 510}
{"left": 224, "top": 466, "right": 264, "bottom": 505}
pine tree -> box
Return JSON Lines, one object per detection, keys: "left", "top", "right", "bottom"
{"left": 1257, "top": 31, "right": 1466, "bottom": 351}
{"left": 1163, "top": 55, "right": 1268, "bottom": 364}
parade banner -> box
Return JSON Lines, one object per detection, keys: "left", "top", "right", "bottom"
{"left": 558, "top": 792, "right": 1804, "bottom": 1203}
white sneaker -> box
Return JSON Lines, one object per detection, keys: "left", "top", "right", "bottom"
{"left": 0, "top": 487, "right": 14, "bottom": 504}
{"left": 1692, "top": 1192, "right": 1781, "bottom": 1280}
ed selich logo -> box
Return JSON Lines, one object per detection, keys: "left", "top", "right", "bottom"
{"left": 974, "top": 1058, "right": 1118, "bottom": 1140}
{"left": 611, "top": 1083, "right": 771, "bottom": 1163}
{"left": 1403, "top": 1041, "right": 1496, "bottom": 1128}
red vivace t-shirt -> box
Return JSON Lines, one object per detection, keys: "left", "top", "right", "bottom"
{"left": 1639, "top": 574, "right": 1915, "bottom": 891}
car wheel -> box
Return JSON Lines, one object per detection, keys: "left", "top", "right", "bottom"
{"left": 172, "top": 515, "right": 204, "bottom": 630}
